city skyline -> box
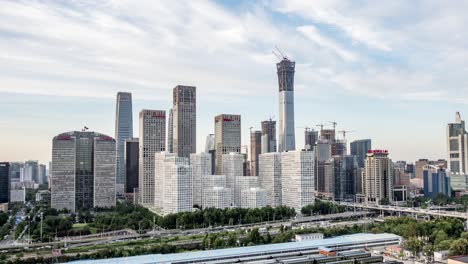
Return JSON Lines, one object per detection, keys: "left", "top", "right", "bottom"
{"left": 2, "top": 1, "right": 468, "bottom": 164}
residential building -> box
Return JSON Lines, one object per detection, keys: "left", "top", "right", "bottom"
{"left": 23, "top": 160, "right": 39, "bottom": 184}
{"left": 172, "top": 85, "right": 196, "bottom": 157}
{"left": 250, "top": 130, "right": 262, "bottom": 176}
{"left": 39, "top": 164, "right": 47, "bottom": 185}
{"left": 258, "top": 152, "right": 282, "bottom": 206}
{"left": 447, "top": 112, "right": 468, "bottom": 174}
{"left": 261, "top": 119, "right": 276, "bottom": 153}
{"left": 362, "top": 150, "right": 394, "bottom": 204}
{"left": 234, "top": 176, "right": 259, "bottom": 207}
{"left": 190, "top": 153, "right": 212, "bottom": 207}
{"left": 350, "top": 139, "right": 371, "bottom": 168}
{"left": 215, "top": 114, "right": 241, "bottom": 174}
{"left": 124, "top": 138, "right": 139, "bottom": 194}
{"left": 139, "top": 110, "right": 166, "bottom": 207}
{"left": 320, "top": 129, "right": 335, "bottom": 144}
{"left": 423, "top": 165, "right": 451, "bottom": 198}
{"left": 277, "top": 57, "right": 296, "bottom": 152}
{"left": 115, "top": 92, "right": 133, "bottom": 194}
{"left": 0, "top": 162, "right": 10, "bottom": 203}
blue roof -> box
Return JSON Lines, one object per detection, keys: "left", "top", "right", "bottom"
{"left": 68, "top": 233, "right": 400, "bottom": 264}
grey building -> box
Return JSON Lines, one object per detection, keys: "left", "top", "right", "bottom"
{"left": 139, "top": 110, "right": 166, "bottom": 207}
{"left": 214, "top": 114, "right": 241, "bottom": 175}
{"left": 277, "top": 58, "right": 296, "bottom": 152}
{"left": 205, "top": 134, "right": 216, "bottom": 175}
{"left": 125, "top": 138, "right": 139, "bottom": 194}
{"left": 325, "top": 155, "right": 358, "bottom": 201}
{"left": 350, "top": 139, "right": 372, "bottom": 168}
{"left": 305, "top": 129, "right": 318, "bottom": 151}
{"left": 250, "top": 130, "right": 262, "bottom": 176}
{"left": 0, "top": 162, "right": 10, "bottom": 203}
{"left": 172, "top": 85, "right": 196, "bottom": 158}
{"left": 315, "top": 141, "right": 331, "bottom": 194}
{"left": 167, "top": 108, "right": 174, "bottom": 153}
{"left": 261, "top": 120, "right": 276, "bottom": 153}
{"left": 24, "top": 160, "right": 39, "bottom": 183}
{"left": 447, "top": 112, "right": 468, "bottom": 174}
{"left": 51, "top": 131, "right": 117, "bottom": 212}
{"left": 39, "top": 164, "right": 47, "bottom": 185}
{"left": 115, "top": 92, "right": 133, "bottom": 195}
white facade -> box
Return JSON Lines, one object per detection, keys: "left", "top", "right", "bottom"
{"left": 139, "top": 110, "right": 166, "bottom": 207}
{"left": 190, "top": 153, "right": 212, "bottom": 207}
{"left": 154, "top": 152, "right": 193, "bottom": 214}
{"left": 258, "top": 152, "right": 282, "bottom": 206}
{"left": 51, "top": 136, "right": 76, "bottom": 212}
{"left": 241, "top": 187, "right": 267, "bottom": 208}
{"left": 93, "top": 137, "right": 117, "bottom": 208}
{"left": 447, "top": 112, "right": 468, "bottom": 174}
{"left": 10, "top": 188, "right": 25, "bottom": 203}
{"left": 235, "top": 176, "right": 259, "bottom": 207}
{"left": 295, "top": 233, "right": 324, "bottom": 241}
{"left": 203, "top": 187, "right": 232, "bottom": 209}
{"left": 363, "top": 150, "right": 394, "bottom": 204}
{"left": 281, "top": 150, "right": 315, "bottom": 212}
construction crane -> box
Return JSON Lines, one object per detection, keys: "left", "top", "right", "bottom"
{"left": 297, "top": 126, "right": 311, "bottom": 132}
{"left": 329, "top": 121, "right": 338, "bottom": 130}
{"left": 316, "top": 124, "right": 326, "bottom": 132}
{"left": 338, "top": 130, "right": 356, "bottom": 140}
{"left": 272, "top": 46, "right": 289, "bottom": 61}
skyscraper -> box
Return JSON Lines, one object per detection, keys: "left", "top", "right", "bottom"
{"left": 23, "top": 160, "right": 39, "bottom": 183}
{"left": 350, "top": 139, "right": 372, "bottom": 168}
{"left": 172, "top": 85, "right": 196, "bottom": 158}
{"left": 304, "top": 129, "right": 318, "bottom": 151}
{"left": 0, "top": 162, "right": 10, "bottom": 203}
{"left": 115, "top": 92, "right": 133, "bottom": 194}
{"left": 423, "top": 165, "right": 451, "bottom": 198}
{"left": 324, "top": 155, "right": 358, "bottom": 201}
{"left": 139, "top": 110, "right": 166, "bottom": 207}
{"left": 190, "top": 153, "right": 212, "bottom": 207}
{"left": 261, "top": 120, "right": 276, "bottom": 153}
{"left": 124, "top": 138, "right": 139, "bottom": 194}
{"left": 277, "top": 58, "right": 295, "bottom": 152}
{"left": 447, "top": 112, "right": 468, "bottom": 174}
{"left": 362, "top": 150, "right": 394, "bottom": 204}
{"left": 214, "top": 114, "right": 241, "bottom": 174}
{"left": 250, "top": 130, "right": 262, "bottom": 176}
{"left": 51, "top": 131, "right": 117, "bottom": 212}
{"left": 258, "top": 152, "right": 282, "bottom": 207}
{"left": 167, "top": 109, "right": 174, "bottom": 153}
{"left": 315, "top": 140, "right": 331, "bottom": 194}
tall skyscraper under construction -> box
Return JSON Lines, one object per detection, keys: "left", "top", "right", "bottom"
{"left": 277, "top": 57, "right": 296, "bottom": 152}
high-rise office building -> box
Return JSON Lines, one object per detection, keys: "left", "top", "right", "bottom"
{"left": 215, "top": 114, "right": 241, "bottom": 174}
{"left": 172, "top": 85, "right": 196, "bottom": 158}
{"left": 190, "top": 153, "right": 212, "bottom": 207}
{"left": 447, "top": 112, "right": 468, "bottom": 174}
{"left": 241, "top": 188, "right": 267, "bottom": 209}
{"left": 332, "top": 140, "right": 347, "bottom": 156}
{"left": 203, "top": 187, "right": 232, "bottom": 209}
{"left": 315, "top": 141, "right": 331, "bottom": 194}
{"left": 324, "top": 155, "right": 358, "bottom": 201}
{"left": 305, "top": 129, "right": 318, "bottom": 151}
{"left": 350, "top": 139, "right": 371, "bottom": 168}
{"left": 167, "top": 109, "right": 174, "bottom": 153}
{"left": 154, "top": 153, "right": 193, "bottom": 214}
{"left": 124, "top": 138, "right": 139, "bottom": 194}
{"left": 205, "top": 134, "right": 216, "bottom": 175}
{"left": 258, "top": 152, "right": 282, "bottom": 207}
{"left": 139, "top": 110, "right": 166, "bottom": 206}
{"left": 23, "top": 160, "right": 39, "bottom": 183}
{"left": 39, "top": 164, "right": 47, "bottom": 185}
{"left": 362, "top": 150, "right": 394, "bottom": 204}
{"left": 281, "top": 150, "right": 314, "bottom": 212}
{"left": 277, "top": 58, "right": 296, "bottom": 152}
{"left": 0, "top": 162, "right": 10, "bottom": 203}
{"left": 51, "top": 131, "right": 117, "bottom": 212}
{"left": 115, "top": 92, "right": 133, "bottom": 195}
{"left": 250, "top": 130, "right": 262, "bottom": 176}
{"left": 261, "top": 120, "right": 276, "bottom": 153}
{"left": 423, "top": 165, "right": 451, "bottom": 198}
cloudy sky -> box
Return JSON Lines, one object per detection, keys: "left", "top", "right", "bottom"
{"left": 1, "top": 0, "right": 467, "bottom": 164}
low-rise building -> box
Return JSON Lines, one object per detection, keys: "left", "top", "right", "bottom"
{"left": 295, "top": 233, "right": 324, "bottom": 241}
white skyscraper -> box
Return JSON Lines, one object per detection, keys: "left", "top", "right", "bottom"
{"left": 190, "top": 153, "right": 212, "bottom": 207}
{"left": 281, "top": 150, "right": 314, "bottom": 212}
{"left": 447, "top": 112, "right": 468, "bottom": 174}
{"left": 93, "top": 136, "right": 117, "bottom": 208}
{"left": 139, "top": 110, "right": 166, "bottom": 207}
{"left": 241, "top": 187, "right": 267, "bottom": 209}
{"left": 203, "top": 187, "right": 232, "bottom": 209}
{"left": 115, "top": 92, "right": 133, "bottom": 195}
{"left": 277, "top": 58, "right": 296, "bottom": 152}
{"left": 258, "top": 152, "right": 282, "bottom": 206}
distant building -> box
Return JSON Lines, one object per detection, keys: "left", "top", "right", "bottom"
{"left": 325, "top": 155, "right": 358, "bottom": 201}
{"left": 277, "top": 57, "right": 296, "bottom": 152}
{"left": 36, "top": 190, "right": 51, "bottom": 204}
{"left": 423, "top": 165, "right": 451, "bottom": 198}
{"left": 258, "top": 152, "right": 282, "bottom": 207}
{"left": 190, "top": 153, "right": 212, "bottom": 207}
{"left": 172, "top": 85, "right": 196, "bottom": 158}
{"left": 139, "top": 110, "right": 166, "bottom": 207}
{"left": 305, "top": 129, "right": 319, "bottom": 151}
{"left": 362, "top": 150, "right": 394, "bottom": 204}
{"left": 316, "top": 141, "right": 331, "bottom": 195}
{"left": 261, "top": 119, "right": 276, "bottom": 153}
{"left": 23, "top": 160, "right": 39, "bottom": 184}
{"left": 215, "top": 114, "right": 241, "bottom": 174}
{"left": 203, "top": 187, "right": 232, "bottom": 209}
{"left": 0, "top": 162, "right": 10, "bottom": 203}
{"left": 350, "top": 139, "right": 371, "bottom": 168}
{"left": 124, "top": 138, "right": 139, "bottom": 194}
{"left": 51, "top": 131, "right": 117, "bottom": 212}
{"left": 447, "top": 112, "right": 468, "bottom": 174}
{"left": 415, "top": 159, "right": 447, "bottom": 179}
{"left": 115, "top": 92, "right": 133, "bottom": 195}
{"left": 241, "top": 188, "right": 267, "bottom": 208}
{"left": 393, "top": 185, "right": 408, "bottom": 202}
{"left": 167, "top": 109, "right": 174, "bottom": 153}
{"left": 250, "top": 130, "right": 262, "bottom": 176}
{"left": 331, "top": 140, "right": 347, "bottom": 156}
{"left": 450, "top": 174, "right": 468, "bottom": 191}
{"left": 205, "top": 134, "right": 216, "bottom": 174}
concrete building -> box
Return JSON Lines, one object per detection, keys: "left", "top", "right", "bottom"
{"left": 51, "top": 131, "right": 117, "bottom": 212}
{"left": 281, "top": 150, "right": 315, "bottom": 212}
{"left": 305, "top": 129, "right": 319, "bottom": 151}
{"left": 277, "top": 57, "right": 296, "bottom": 152}
{"left": 261, "top": 119, "right": 277, "bottom": 153}
{"left": 423, "top": 165, "right": 451, "bottom": 198}
{"left": 167, "top": 109, "right": 174, "bottom": 153}
{"left": 172, "top": 85, "right": 196, "bottom": 158}
{"left": 241, "top": 187, "right": 267, "bottom": 208}
{"left": 332, "top": 140, "right": 347, "bottom": 156}
{"left": 10, "top": 188, "right": 25, "bottom": 203}
{"left": 0, "top": 162, "right": 10, "bottom": 203}
{"left": 258, "top": 152, "right": 282, "bottom": 206}
{"left": 250, "top": 130, "right": 262, "bottom": 176}
{"left": 321, "top": 129, "right": 336, "bottom": 144}
{"left": 36, "top": 190, "right": 51, "bottom": 204}
{"left": 234, "top": 176, "right": 259, "bottom": 207}
{"left": 154, "top": 152, "right": 193, "bottom": 214}
{"left": 451, "top": 174, "right": 468, "bottom": 191}
{"left": 124, "top": 138, "right": 139, "bottom": 194}
{"left": 190, "top": 153, "right": 212, "bottom": 207}
{"left": 203, "top": 187, "right": 232, "bottom": 209}
{"left": 393, "top": 167, "right": 410, "bottom": 186}
{"left": 447, "top": 112, "right": 468, "bottom": 174}
{"left": 362, "top": 150, "right": 394, "bottom": 204}
{"left": 139, "top": 110, "right": 166, "bottom": 207}
{"left": 350, "top": 139, "right": 371, "bottom": 168}
{"left": 115, "top": 92, "right": 133, "bottom": 195}
{"left": 215, "top": 114, "right": 241, "bottom": 174}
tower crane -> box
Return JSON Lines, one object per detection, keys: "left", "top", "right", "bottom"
{"left": 329, "top": 121, "right": 338, "bottom": 130}
{"left": 272, "top": 46, "right": 289, "bottom": 60}
{"left": 316, "top": 124, "right": 326, "bottom": 132}
{"left": 338, "top": 130, "right": 356, "bottom": 140}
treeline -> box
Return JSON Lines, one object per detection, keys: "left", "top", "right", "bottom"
{"left": 301, "top": 200, "right": 345, "bottom": 216}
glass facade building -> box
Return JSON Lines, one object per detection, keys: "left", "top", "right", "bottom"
{"left": 115, "top": 92, "right": 133, "bottom": 194}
